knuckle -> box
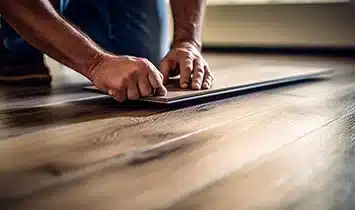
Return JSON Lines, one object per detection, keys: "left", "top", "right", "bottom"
{"left": 128, "top": 70, "right": 139, "bottom": 80}
{"left": 142, "top": 58, "right": 149, "bottom": 64}
{"left": 157, "top": 70, "right": 164, "bottom": 78}
{"left": 206, "top": 70, "right": 214, "bottom": 78}
{"left": 195, "top": 67, "right": 204, "bottom": 74}
{"left": 206, "top": 77, "right": 213, "bottom": 83}
{"left": 184, "top": 66, "right": 193, "bottom": 72}
{"left": 186, "top": 53, "right": 194, "bottom": 60}
{"left": 154, "top": 70, "right": 163, "bottom": 78}
{"left": 119, "top": 77, "right": 129, "bottom": 86}
{"left": 141, "top": 58, "right": 152, "bottom": 69}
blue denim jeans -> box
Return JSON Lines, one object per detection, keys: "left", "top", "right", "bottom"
{"left": 1, "top": 0, "right": 169, "bottom": 66}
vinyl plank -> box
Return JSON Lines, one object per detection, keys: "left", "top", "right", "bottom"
{"left": 1, "top": 93, "right": 347, "bottom": 210}
{"left": 83, "top": 64, "right": 332, "bottom": 104}
{"left": 266, "top": 65, "right": 355, "bottom": 98}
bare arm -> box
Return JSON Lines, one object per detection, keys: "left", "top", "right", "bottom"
{"left": 169, "top": 0, "right": 206, "bottom": 51}
{"left": 0, "top": 0, "right": 104, "bottom": 78}
{"left": 0, "top": 0, "right": 167, "bottom": 101}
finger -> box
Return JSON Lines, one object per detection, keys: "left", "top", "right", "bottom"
{"left": 159, "top": 59, "right": 171, "bottom": 85}
{"left": 148, "top": 71, "right": 167, "bottom": 96}
{"left": 107, "top": 75, "right": 129, "bottom": 101}
{"left": 137, "top": 58, "right": 161, "bottom": 96}
{"left": 202, "top": 65, "right": 214, "bottom": 89}
{"left": 159, "top": 71, "right": 164, "bottom": 81}
{"left": 138, "top": 76, "right": 152, "bottom": 97}
{"left": 143, "top": 57, "right": 163, "bottom": 79}
{"left": 179, "top": 56, "right": 193, "bottom": 89}
{"left": 109, "top": 89, "right": 127, "bottom": 102}
{"left": 191, "top": 58, "right": 204, "bottom": 90}
{"left": 169, "top": 62, "right": 180, "bottom": 77}
{"left": 113, "top": 90, "right": 127, "bottom": 102}
{"left": 155, "top": 86, "right": 168, "bottom": 96}
{"left": 156, "top": 65, "right": 164, "bottom": 81}
{"left": 142, "top": 58, "right": 167, "bottom": 96}
{"left": 127, "top": 81, "right": 140, "bottom": 100}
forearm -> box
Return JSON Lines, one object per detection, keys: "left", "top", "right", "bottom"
{"left": 169, "top": 0, "right": 206, "bottom": 51}
{"left": 0, "top": 0, "right": 104, "bottom": 77}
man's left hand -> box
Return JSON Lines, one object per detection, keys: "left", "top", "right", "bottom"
{"left": 159, "top": 42, "right": 214, "bottom": 90}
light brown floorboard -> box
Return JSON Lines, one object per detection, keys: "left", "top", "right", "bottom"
{"left": 166, "top": 98, "right": 354, "bottom": 210}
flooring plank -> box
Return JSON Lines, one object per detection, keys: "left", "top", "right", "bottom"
{"left": 83, "top": 64, "right": 332, "bottom": 103}
{"left": 166, "top": 92, "right": 355, "bottom": 210}
{"left": 0, "top": 93, "right": 291, "bottom": 199}
{"left": 0, "top": 99, "right": 166, "bottom": 140}
{"left": 0, "top": 53, "right": 354, "bottom": 210}
{"left": 267, "top": 66, "right": 355, "bottom": 98}
{"left": 1, "top": 92, "right": 347, "bottom": 210}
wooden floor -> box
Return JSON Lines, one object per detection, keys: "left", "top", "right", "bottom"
{"left": 0, "top": 52, "right": 354, "bottom": 210}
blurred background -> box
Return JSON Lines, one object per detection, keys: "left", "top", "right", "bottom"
{"left": 168, "top": 0, "right": 355, "bottom": 51}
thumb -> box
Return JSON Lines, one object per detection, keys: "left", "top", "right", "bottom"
{"left": 155, "top": 86, "right": 168, "bottom": 96}
{"left": 148, "top": 71, "right": 167, "bottom": 96}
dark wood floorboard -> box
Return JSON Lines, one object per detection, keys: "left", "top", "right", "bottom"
{"left": 0, "top": 92, "right": 288, "bottom": 198}
{"left": 0, "top": 53, "right": 354, "bottom": 210}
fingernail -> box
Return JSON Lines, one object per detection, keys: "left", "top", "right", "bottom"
{"left": 108, "top": 89, "right": 113, "bottom": 96}
{"left": 181, "top": 83, "right": 188, "bottom": 89}
{"left": 203, "top": 82, "right": 209, "bottom": 89}
{"left": 156, "top": 87, "right": 167, "bottom": 96}
{"left": 192, "top": 83, "right": 201, "bottom": 90}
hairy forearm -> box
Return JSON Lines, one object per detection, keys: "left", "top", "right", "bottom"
{"left": 0, "top": 0, "right": 104, "bottom": 77}
{"left": 169, "top": 0, "right": 206, "bottom": 50}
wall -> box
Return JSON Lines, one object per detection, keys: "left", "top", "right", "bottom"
{"left": 168, "top": 2, "right": 355, "bottom": 48}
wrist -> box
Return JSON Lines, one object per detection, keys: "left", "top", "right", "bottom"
{"left": 77, "top": 50, "right": 106, "bottom": 80}
{"left": 172, "top": 38, "right": 202, "bottom": 52}
{"left": 172, "top": 22, "right": 202, "bottom": 52}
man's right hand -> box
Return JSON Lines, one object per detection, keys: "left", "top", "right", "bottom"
{"left": 88, "top": 54, "right": 167, "bottom": 102}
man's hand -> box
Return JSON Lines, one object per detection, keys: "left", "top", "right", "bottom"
{"left": 160, "top": 42, "right": 214, "bottom": 90}
{"left": 88, "top": 54, "right": 167, "bottom": 102}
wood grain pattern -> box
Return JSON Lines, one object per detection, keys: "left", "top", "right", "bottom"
{"left": 2, "top": 92, "right": 352, "bottom": 210}
{"left": 0, "top": 53, "right": 354, "bottom": 210}
{"left": 0, "top": 93, "right": 290, "bottom": 198}
{"left": 167, "top": 94, "right": 355, "bottom": 210}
